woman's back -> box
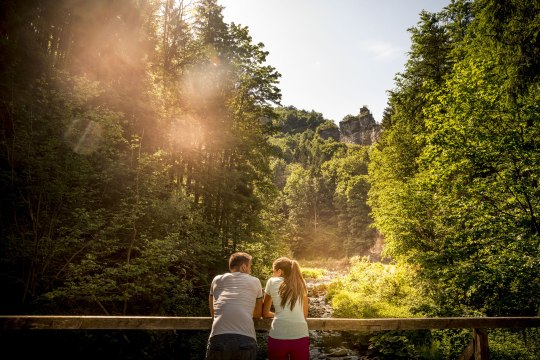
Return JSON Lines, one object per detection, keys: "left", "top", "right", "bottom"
{"left": 265, "top": 276, "right": 308, "bottom": 339}
{"left": 263, "top": 257, "right": 310, "bottom": 360}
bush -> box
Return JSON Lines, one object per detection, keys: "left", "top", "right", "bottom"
{"left": 301, "top": 267, "right": 327, "bottom": 280}
{"left": 326, "top": 256, "right": 423, "bottom": 318}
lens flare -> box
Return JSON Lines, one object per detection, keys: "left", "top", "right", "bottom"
{"left": 169, "top": 114, "right": 204, "bottom": 150}
{"left": 64, "top": 118, "right": 103, "bottom": 155}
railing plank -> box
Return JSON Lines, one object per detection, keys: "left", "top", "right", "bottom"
{"left": 1, "top": 316, "right": 214, "bottom": 330}
{"left": 2, "top": 316, "right": 540, "bottom": 331}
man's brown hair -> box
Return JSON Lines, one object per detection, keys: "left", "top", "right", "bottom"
{"left": 229, "top": 252, "right": 252, "bottom": 271}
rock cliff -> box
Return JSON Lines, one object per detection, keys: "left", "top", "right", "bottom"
{"left": 339, "top": 106, "right": 381, "bottom": 145}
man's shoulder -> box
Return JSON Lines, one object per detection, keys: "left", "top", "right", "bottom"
{"left": 248, "top": 274, "right": 262, "bottom": 284}
{"left": 212, "top": 273, "right": 230, "bottom": 283}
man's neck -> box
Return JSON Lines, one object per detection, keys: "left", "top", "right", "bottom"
{"left": 231, "top": 268, "right": 247, "bottom": 274}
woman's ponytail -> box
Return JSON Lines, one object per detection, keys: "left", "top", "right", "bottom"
{"left": 275, "top": 257, "right": 307, "bottom": 311}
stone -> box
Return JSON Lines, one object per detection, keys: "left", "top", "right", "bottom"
{"left": 318, "top": 126, "right": 341, "bottom": 141}
{"left": 339, "top": 106, "right": 381, "bottom": 145}
{"left": 328, "top": 347, "right": 349, "bottom": 357}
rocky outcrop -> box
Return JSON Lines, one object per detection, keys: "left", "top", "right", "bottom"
{"left": 317, "top": 125, "right": 340, "bottom": 141}
{"left": 339, "top": 106, "right": 381, "bottom": 145}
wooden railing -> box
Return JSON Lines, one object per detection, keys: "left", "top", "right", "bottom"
{"left": 3, "top": 316, "right": 540, "bottom": 359}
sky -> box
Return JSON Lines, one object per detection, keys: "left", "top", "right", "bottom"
{"left": 220, "top": 0, "right": 450, "bottom": 124}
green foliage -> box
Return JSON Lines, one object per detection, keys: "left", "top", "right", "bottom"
{"left": 489, "top": 329, "right": 540, "bottom": 360}
{"left": 5, "top": 0, "right": 540, "bottom": 358}
{"left": 326, "top": 257, "right": 423, "bottom": 319}
{"left": 421, "top": 329, "right": 471, "bottom": 360}
{"left": 414, "top": 55, "right": 540, "bottom": 315}
{"left": 322, "top": 145, "right": 376, "bottom": 255}
{"left": 283, "top": 164, "right": 314, "bottom": 232}
{"left": 366, "top": 0, "right": 540, "bottom": 356}
{"left": 267, "top": 102, "right": 376, "bottom": 260}
{"left": 298, "top": 257, "right": 351, "bottom": 271}
{"left": 368, "top": 0, "right": 540, "bottom": 318}
{"left": 326, "top": 258, "right": 476, "bottom": 359}
{"left": 369, "top": 332, "right": 420, "bottom": 360}
{"left": 0, "top": 0, "right": 284, "bottom": 320}
{"left": 271, "top": 108, "right": 378, "bottom": 258}
{"left": 301, "top": 267, "right": 327, "bottom": 280}
{"left": 331, "top": 291, "right": 414, "bottom": 319}
{"left": 273, "top": 106, "right": 327, "bottom": 135}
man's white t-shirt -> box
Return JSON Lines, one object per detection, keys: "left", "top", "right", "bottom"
{"left": 209, "top": 272, "right": 263, "bottom": 340}
{"left": 265, "top": 276, "right": 309, "bottom": 339}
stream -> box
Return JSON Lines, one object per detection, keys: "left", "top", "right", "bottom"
{"left": 306, "top": 270, "right": 372, "bottom": 360}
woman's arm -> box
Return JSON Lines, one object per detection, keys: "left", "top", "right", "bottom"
{"left": 262, "top": 293, "right": 275, "bottom": 318}
{"left": 303, "top": 294, "right": 308, "bottom": 319}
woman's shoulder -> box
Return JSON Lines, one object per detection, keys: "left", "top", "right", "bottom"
{"left": 266, "top": 276, "right": 283, "bottom": 285}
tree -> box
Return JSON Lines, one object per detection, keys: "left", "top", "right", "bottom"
{"left": 368, "top": 6, "right": 458, "bottom": 266}
{"left": 368, "top": 0, "right": 540, "bottom": 317}
{"left": 411, "top": 0, "right": 540, "bottom": 316}
{"left": 323, "top": 146, "right": 376, "bottom": 256}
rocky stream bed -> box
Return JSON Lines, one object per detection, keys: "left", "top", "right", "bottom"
{"left": 305, "top": 271, "right": 373, "bottom": 360}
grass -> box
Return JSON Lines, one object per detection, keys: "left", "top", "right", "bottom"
{"left": 301, "top": 267, "right": 328, "bottom": 280}
{"left": 298, "top": 257, "right": 351, "bottom": 272}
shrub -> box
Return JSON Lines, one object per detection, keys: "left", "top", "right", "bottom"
{"left": 301, "top": 267, "right": 327, "bottom": 280}
{"left": 326, "top": 256, "right": 423, "bottom": 318}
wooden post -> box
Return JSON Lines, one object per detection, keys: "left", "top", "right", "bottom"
{"left": 458, "top": 328, "right": 489, "bottom": 360}
{"left": 458, "top": 339, "right": 474, "bottom": 360}
{"left": 473, "top": 328, "right": 489, "bottom": 360}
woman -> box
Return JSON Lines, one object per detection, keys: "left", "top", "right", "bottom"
{"left": 262, "top": 257, "right": 309, "bottom": 360}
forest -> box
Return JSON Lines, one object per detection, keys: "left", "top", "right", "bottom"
{"left": 1, "top": 0, "right": 539, "bottom": 359}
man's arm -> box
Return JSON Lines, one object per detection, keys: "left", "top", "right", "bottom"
{"left": 252, "top": 297, "right": 263, "bottom": 319}
{"left": 209, "top": 295, "right": 214, "bottom": 317}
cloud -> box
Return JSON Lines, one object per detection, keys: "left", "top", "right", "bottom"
{"left": 363, "top": 40, "right": 401, "bottom": 60}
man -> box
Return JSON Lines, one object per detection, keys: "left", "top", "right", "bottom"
{"left": 206, "top": 252, "right": 263, "bottom": 360}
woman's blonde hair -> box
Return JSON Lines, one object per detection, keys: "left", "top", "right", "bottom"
{"left": 273, "top": 257, "right": 307, "bottom": 311}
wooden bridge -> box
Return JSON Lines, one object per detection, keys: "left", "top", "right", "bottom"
{"left": 3, "top": 315, "right": 540, "bottom": 359}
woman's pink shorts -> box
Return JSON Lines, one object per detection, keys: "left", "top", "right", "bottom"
{"left": 267, "top": 336, "right": 310, "bottom": 360}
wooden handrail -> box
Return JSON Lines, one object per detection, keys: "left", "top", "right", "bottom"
{"left": 2, "top": 315, "right": 540, "bottom": 331}
{"left": 3, "top": 316, "right": 539, "bottom": 360}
